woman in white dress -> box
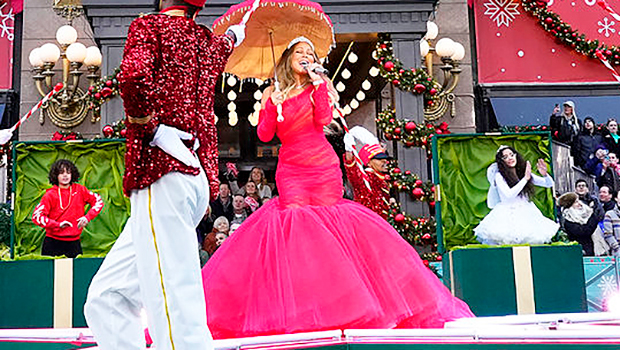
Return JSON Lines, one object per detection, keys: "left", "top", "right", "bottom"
{"left": 474, "top": 145, "right": 559, "bottom": 245}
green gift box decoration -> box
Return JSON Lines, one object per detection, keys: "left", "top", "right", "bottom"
{"left": 432, "top": 133, "right": 587, "bottom": 316}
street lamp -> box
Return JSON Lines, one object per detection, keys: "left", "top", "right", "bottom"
{"left": 28, "top": 5, "right": 102, "bottom": 129}
{"left": 421, "top": 21, "right": 464, "bottom": 120}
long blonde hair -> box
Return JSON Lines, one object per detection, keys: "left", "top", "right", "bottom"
{"left": 275, "top": 43, "right": 320, "bottom": 96}
{"left": 273, "top": 41, "right": 340, "bottom": 105}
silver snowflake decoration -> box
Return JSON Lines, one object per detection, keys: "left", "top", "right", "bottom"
{"left": 0, "top": 3, "right": 14, "bottom": 42}
{"left": 598, "top": 17, "right": 616, "bottom": 38}
{"left": 597, "top": 274, "right": 618, "bottom": 297}
{"left": 484, "top": 0, "right": 521, "bottom": 28}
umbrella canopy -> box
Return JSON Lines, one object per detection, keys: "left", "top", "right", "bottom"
{"left": 213, "top": 0, "right": 335, "bottom": 80}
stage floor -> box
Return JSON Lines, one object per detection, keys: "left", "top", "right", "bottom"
{"left": 2, "top": 313, "right": 620, "bottom": 350}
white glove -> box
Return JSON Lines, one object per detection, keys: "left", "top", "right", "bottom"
{"left": 0, "top": 129, "right": 13, "bottom": 145}
{"left": 150, "top": 125, "right": 200, "bottom": 168}
{"left": 344, "top": 132, "right": 355, "bottom": 152}
{"left": 226, "top": 24, "right": 246, "bottom": 47}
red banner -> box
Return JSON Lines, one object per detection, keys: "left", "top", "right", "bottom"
{"left": 474, "top": 0, "right": 620, "bottom": 83}
{"left": 0, "top": 1, "right": 15, "bottom": 89}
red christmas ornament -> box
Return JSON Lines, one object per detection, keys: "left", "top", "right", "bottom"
{"left": 399, "top": 69, "right": 405, "bottom": 74}
{"left": 412, "top": 188, "right": 424, "bottom": 198}
{"left": 101, "top": 87, "right": 113, "bottom": 98}
{"left": 422, "top": 233, "right": 431, "bottom": 240}
{"left": 94, "top": 92, "right": 102, "bottom": 100}
{"left": 414, "top": 84, "right": 426, "bottom": 94}
{"left": 120, "top": 128, "right": 127, "bottom": 137}
{"left": 393, "top": 168, "right": 401, "bottom": 174}
{"left": 415, "top": 179, "right": 423, "bottom": 187}
{"left": 385, "top": 133, "right": 393, "bottom": 140}
{"left": 429, "top": 88, "right": 438, "bottom": 95}
{"left": 380, "top": 44, "right": 387, "bottom": 49}
{"left": 384, "top": 61, "right": 395, "bottom": 71}
{"left": 544, "top": 17, "right": 553, "bottom": 24}
{"left": 405, "top": 141, "right": 414, "bottom": 147}
{"left": 102, "top": 125, "right": 114, "bottom": 138}
{"left": 394, "top": 213, "right": 405, "bottom": 223}
{"left": 88, "top": 86, "right": 94, "bottom": 93}
{"left": 405, "top": 121, "right": 417, "bottom": 132}
{"left": 405, "top": 170, "right": 411, "bottom": 175}
{"left": 440, "top": 122, "right": 449, "bottom": 131}
{"left": 392, "top": 79, "right": 400, "bottom": 85}
{"left": 429, "top": 201, "right": 436, "bottom": 208}
{"left": 422, "top": 260, "right": 429, "bottom": 266}
{"left": 606, "top": 50, "right": 613, "bottom": 56}
{"left": 105, "top": 80, "right": 113, "bottom": 87}
{"left": 394, "top": 127, "right": 402, "bottom": 135}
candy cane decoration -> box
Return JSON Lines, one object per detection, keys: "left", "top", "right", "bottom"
{"left": 595, "top": 50, "right": 620, "bottom": 83}
{"left": 597, "top": 0, "right": 620, "bottom": 22}
{"left": 11, "top": 83, "right": 64, "bottom": 132}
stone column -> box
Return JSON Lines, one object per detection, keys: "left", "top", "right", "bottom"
{"left": 391, "top": 33, "right": 429, "bottom": 216}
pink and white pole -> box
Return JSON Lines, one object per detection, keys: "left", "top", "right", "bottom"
{"left": 0, "top": 83, "right": 63, "bottom": 145}
{"left": 11, "top": 83, "right": 64, "bottom": 132}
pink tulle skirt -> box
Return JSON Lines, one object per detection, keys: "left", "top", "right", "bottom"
{"left": 201, "top": 198, "right": 474, "bottom": 339}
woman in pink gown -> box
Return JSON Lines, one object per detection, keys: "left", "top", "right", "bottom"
{"left": 202, "top": 37, "right": 474, "bottom": 339}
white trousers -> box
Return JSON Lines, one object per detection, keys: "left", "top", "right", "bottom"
{"left": 84, "top": 171, "right": 212, "bottom": 350}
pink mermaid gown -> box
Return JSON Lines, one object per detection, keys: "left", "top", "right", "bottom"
{"left": 201, "top": 83, "right": 474, "bottom": 339}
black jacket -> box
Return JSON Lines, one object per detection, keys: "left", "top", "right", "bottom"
{"left": 574, "top": 131, "right": 604, "bottom": 168}
{"left": 564, "top": 214, "right": 597, "bottom": 256}
{"left": 549, "top": 113, "right": 581, "bottom": 146}
{"left": 603, "top": 133, "right": 620, "bottom": 157}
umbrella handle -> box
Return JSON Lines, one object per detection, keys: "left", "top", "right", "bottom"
{"left": 274, "top": 81, "right": 284, "bottom": 122}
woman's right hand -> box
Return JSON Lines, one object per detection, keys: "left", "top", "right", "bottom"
{"left": 270, "top": 90, "right": 285, "bottom": 105}
{"left": 525, "top": 161, "right": 532, "bottom": 180}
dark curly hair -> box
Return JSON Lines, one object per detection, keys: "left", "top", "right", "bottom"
{"left": 495, "top": 146, "right": 534, "bottom": 198}
{"left": 48, "top": 159, "right": 80, "bottom": 186}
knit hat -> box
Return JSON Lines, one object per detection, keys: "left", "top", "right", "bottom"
{"left": 558, "top": 192, "right": 578, "bottom": 209}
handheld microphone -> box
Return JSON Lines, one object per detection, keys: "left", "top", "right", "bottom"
{"left": 300, "top": 61, "right": 329, "bottom": 76}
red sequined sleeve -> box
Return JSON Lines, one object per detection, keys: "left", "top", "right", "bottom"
{"left": 118, "top": 17, "right": 158, "bottom": 121}
{"left": 258, "top": 99, "right": 278, "bottom": 142}
{"left": 311, "top": 82, "right": 333, "bottom": 126}
{"left": 344, "top": 155, "right": 370, "bottom": 200}
{"left": 196, "top": 33, "right": 234, "bottom": 200}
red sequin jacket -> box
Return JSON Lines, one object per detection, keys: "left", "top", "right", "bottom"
{"left": 344, "top": 157, "right": 390, "bottom": 219}
{"left": 118, "top": 12, "right": 234, "bottom": 199}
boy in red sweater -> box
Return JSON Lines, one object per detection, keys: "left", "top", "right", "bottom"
{"left": 32, "top": 159, "right": 104, "bottom": 258}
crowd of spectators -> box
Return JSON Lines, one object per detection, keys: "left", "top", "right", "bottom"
{"left": 549, "top": 101, "right": 620, "bottom": 256}
{"left": 196, "top": 165, "right": 275, "bottom": 265}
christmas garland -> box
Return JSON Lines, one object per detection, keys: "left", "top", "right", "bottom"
{"left": 387, "top": 161, "right": 436, "bottom": 205}
{"left": 102, "top": 119, "right": 127, "bottom": 139}
{"left": 384, "top": 202, "right": 439, "bottom": 264}
{"left": 376, "top": 108, "right": 450, "bottom": 156}
{"left": 51, "top": 130, "right": 83, "bottom": 141}
{"left": 374, "top": 36, "right": 443, "bottom": 106}
{"left": 521, "top": 0, "right": 620, "bottom": 65}
{"left": 88, "top": 68, "right": 121, "bottom": 115}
